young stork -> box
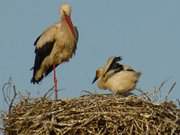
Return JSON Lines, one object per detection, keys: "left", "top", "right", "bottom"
{"left": 92, "top": 56, "right": 141, "bottom": 95}
{"left": 31, "top": 4, "right": 78, "bottom": 100}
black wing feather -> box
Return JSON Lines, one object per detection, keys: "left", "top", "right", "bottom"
{"left": 74, "top": 26, "right": 79, "bottom": 42}
{"left": 72, "top": 26, "right": 79, "bottom": 55}
{"left": 33, "top": 34, "right": 41, "bottom": 46}
{"left": 31, "top": 40, "right": 55, "bottom": 84}
{"left": 106, "top": 56, "right": 123, "bottom": 73}
{"left": 44, "top": 27, "right": 79, "bottom": 79}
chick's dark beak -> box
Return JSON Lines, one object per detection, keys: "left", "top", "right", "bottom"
{"left": 92, "top": 75, "right": 98, "bottom": 84}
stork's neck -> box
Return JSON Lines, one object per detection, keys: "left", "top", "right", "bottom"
{"left": 60, "top": 15, "right": 66, "bottom": 20}
{"left": 61, "top": 15, "right": 76, "bottom": 40}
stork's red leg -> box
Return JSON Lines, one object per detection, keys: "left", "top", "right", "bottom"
{"left": 53, "top": 64, "right": 58, "bottom": 100}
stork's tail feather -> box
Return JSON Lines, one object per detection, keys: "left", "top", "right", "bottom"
{"left": 31, "top": 76, "right": 43, "bottom": 84}
{"left": 31, "top": 77, "right": 38, "bottom": 84}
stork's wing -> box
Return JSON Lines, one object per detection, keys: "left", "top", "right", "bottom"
{"left": 31, "top": 26, "right": 57, "bottom": 83}
{"left": 31, "top": 41, "right": 55, "bottom": 83}
{"left": 74, "top": 26, "right": 79, "bottom": 42}
{"left": 42, "top": 26, "right": 79, "bottom": 78}
{"left": 34, "top": 25, "right": 57, "bottom": 48}
{"left": 104, "top": 57, "right": 123, "bottom": 80}
{"left": 34, "top": 35, "right": 41, "bottom": 46}
{"left": 104, "top": 56, "right": 122, "bottom": 75}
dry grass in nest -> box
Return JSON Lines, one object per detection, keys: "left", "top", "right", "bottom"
{"left": 1, "top": 79, "right": 180, "bottom": 135}
{"left": 1, "top": 94, "right": 180, "bottom": 135}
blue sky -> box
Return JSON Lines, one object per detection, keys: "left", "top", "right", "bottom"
{"left": 0, "top": 0, "right": 180, "bottom": 111}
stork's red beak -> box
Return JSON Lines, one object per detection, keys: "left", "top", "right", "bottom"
{"left": 63, "top": 10, "right": 76, "bottom": 38}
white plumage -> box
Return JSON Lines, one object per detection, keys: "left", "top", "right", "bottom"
{"left": 31, "top": 4, "right": 78, "bottom": 99}
{"left": 93, "top": 56, "right": 141, "bottom": 94}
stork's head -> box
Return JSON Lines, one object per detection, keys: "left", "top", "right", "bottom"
{"left": 59, "top": 3, "right": 76, "bottom": 38}
{"left": 60, "top": 3, "right": 72, "bottom": 17}
{"left": 92, "top": 67, "right": 104, "bottom": 84}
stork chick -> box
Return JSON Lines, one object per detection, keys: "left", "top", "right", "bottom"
{"left": 31, "top": 3, "right": 79, "bottom": 100}
{"left": 92, "top": 56, "right": 141, "bottom": 95}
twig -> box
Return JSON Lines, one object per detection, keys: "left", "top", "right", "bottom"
{"left": 2, "top": 82, "right": 10, "bottom": 105}
{"left": 2, "top": 77, "right": 14, "bottom": 105}
{"left": 81, "top": 90, "right": 96, "bottom": 96}
{"left": 135, "top": 88, "right": 151, "bottom": 101}
{"left": 2, "top": 77, "right": 18, "bottom": 113}
{"left": 157, "top": 80, "right": 167, "bottom": 99}
{"left": 43, "top": 86, "right": 54, "bottom": 98}
{"left": 158, "top": 80, "right": 167, "bottom": 91}
{"left": 165, "top": 81, "right": 176, "bottom": 101}
{"left": 8, "top": 84, "right": 17, "bottom": 113}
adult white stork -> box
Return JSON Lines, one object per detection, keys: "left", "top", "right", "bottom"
{"left": 92, "top": 56, "right": 141, "bottom": 95}
{"left": 31, "top": 3, "right": 78, "bottom": 100}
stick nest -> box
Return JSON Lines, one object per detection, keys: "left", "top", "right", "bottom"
{"left": 2, "top": 94, "right": 180, "bottom": 135}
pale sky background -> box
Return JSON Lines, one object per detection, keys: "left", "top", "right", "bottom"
{"left": 0, "top": 0, "right": 180, "bottom": 115}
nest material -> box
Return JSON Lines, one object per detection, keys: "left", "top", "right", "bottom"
{"left": 2, "top": 94, "right": 180, "bottom": 135}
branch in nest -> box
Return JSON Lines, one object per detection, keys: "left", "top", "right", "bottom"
{"left": 81, "top": 90, "right": 97, "bottom": 96}
{"left": 43, "top": 86, "right": 65, "bottom": 99}
{"left": 135, "top": 88, "right": 151, "bottom": 101}
{"left": 8, "top": 84, "right": 17, "bottom": 113}
{"left": 43, "top": 86, "right": 54, "bottom": 98}
{"left": 2, "top": 77, "right": 18, "bottom": 114}
{"left": 165, "top": 81, "right": 176, "bottom": 101}
{"left": 2, "top": 82, "right": 10, "bottom": 105}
